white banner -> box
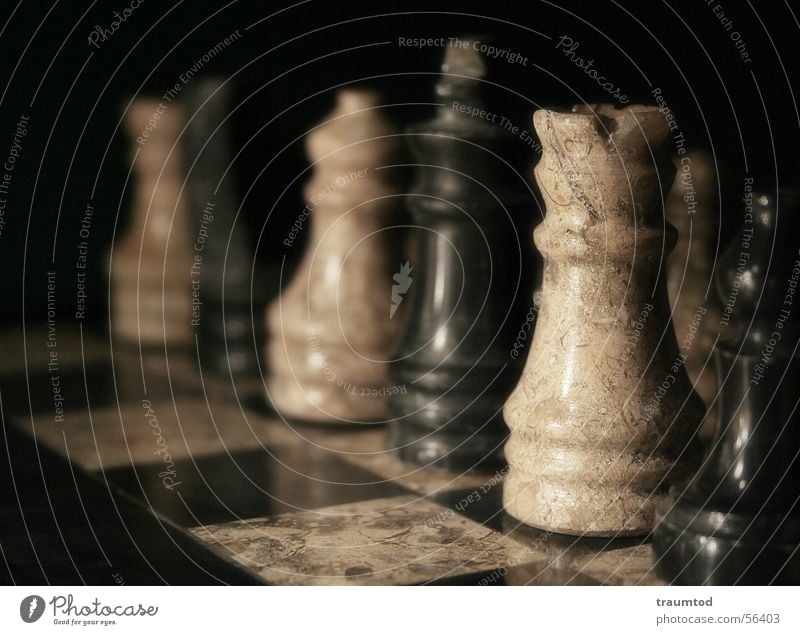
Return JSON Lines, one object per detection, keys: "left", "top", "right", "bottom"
{"left": 1, "top": 586, "right": 799, "bottom": 634}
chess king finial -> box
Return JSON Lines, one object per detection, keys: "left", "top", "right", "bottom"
{"left": 265, "top": 88, "right": 408, "bottom": 422}
{"left": 436, "top": 39, "right": 486, "bottom": 106}
{"left": 653, "top": 189, "right": 800, "bottom": 584}
{"left": 387, "top": 38, "right": 535, "bottom": 470}
{"left": 503, "top": 104, "right": 705, "bottom": 536}
{"left": 111, "top": 99, "right": 193, "bottom": 346}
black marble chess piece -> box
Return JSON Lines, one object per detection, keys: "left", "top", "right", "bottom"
{"left": 653, "top": 189, "right": 800, "bottom": 584}
{"left": 387, "top": 40, "right": 536, "bottom": 471}
{"left": 185, "top": 77, "right": 261, "bottom": 374}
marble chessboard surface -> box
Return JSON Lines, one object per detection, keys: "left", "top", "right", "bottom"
{"left": 0, "top": 327, "right": 663, "bottom": 586}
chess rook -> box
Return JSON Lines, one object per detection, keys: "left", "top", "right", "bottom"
{"left": 503, "top": 105, "right": 704, "bottom": 536}
{"left": 186, "top": 77, "right": 261, "bottom": 375}
{"left": 387, "top": 41, "right": 534, "bottom": 471}
{"left": 111, "top": 99, "right": 193, "bottom": 346}
{"left": 654, "top": 190, "right": 800, "bottom": 584}
{"left": 265, "top": 89, "right": 407, "bottom": 422}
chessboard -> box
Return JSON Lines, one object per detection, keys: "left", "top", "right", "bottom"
{"left": 0, "top": 325, "right": 663, "bottom": 586}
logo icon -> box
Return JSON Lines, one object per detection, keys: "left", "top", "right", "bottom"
{"left": 20, "top": 595, "right": 45, "bottom": 623}
{"left": 390, "top": 262, "right": 413, "bottom": 319}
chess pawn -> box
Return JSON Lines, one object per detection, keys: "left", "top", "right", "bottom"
{"left": 503, "top": 105, "right": 705, "bottom": 536}
{"left": 185, "top": 77, "right": 261, "bottom": 374}
{"left": 111, "top": 99, "right": 193, "bottom": 346}
{"left": 666, "top": 150, "right": 722, "bottom": 439}
{"left": 265, "top": 89, "right": 407, "bottom": 422}
{"left": 387, "top": 41, "right": 534, "bottom": 470}
{"left": 653, "top": 190, "right": 800, "bottom": 584}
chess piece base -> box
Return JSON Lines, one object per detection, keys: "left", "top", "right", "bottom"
{"left": 388, "top": 355, "right": 517, "bottom": 472}
{"left": 388, "top": 411, "right": 506, "bottom": 472}
{"left": 267, "top": 367, "right": 390, "bottom": 424}
{"left": 654, "top": 496, "right": 800, "bottom": 584}
{"left": 504, "top": 478, "right": 668, "bottom": 537}
{"left": 197, "top": 305, "right": 263, "bottom": 376}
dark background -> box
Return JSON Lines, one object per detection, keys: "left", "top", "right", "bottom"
{"left": 0, "top": 0, "right": 796, "bottom": 327}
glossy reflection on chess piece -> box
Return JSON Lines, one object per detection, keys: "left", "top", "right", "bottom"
{"left": 654, "top": 190, "right": 800, "bottom": 584}
{"left": 185, "top": 77, "right": 261, "bottom": 375}
{"left": 265, "top": 88, "right": 408, "bottom": 423}
{"left": 387, "top": 40, "right": 535, "bottom": 471}
{"left": 503, "top": 105, "right": 705, "bottom": 536}
{"left": 110, "top": 99, "right": 193, "bottom": 346}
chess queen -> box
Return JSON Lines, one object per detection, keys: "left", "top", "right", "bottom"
{"left": 503, "top": 104, "right": 705, "bottom": 536}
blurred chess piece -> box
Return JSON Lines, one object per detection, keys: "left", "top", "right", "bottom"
{"left": 387, "top": 39, "right": 535, "bottom": 471}
{"left": 503, "top": 104, "right": 704, "bottom": 536}
{"left": 666, "top": 150, "right": 722, "bottom": 440}
{"left": 265, "top": 88, "right": 408, "bottom": 422}
{"left": 654, "top": 189, "right": 800, "bottom": 584}
{"left": 110, "top": 99, "right": 193, "bottom": 346}
{"left": 185, "top": 77, "right": 262, "bottom": 375}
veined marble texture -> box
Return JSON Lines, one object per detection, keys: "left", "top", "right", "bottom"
{"left": 191, "top": 495, "right": 542, "bottom": 585}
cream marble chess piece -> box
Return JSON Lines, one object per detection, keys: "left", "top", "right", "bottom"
{"left": 503, "top": 105, "right": 704, "bottom": 536}
{"left": 265, "top": 89, "right": 407, "bottom": 422}
{"left": 110, "top": 99, "right": 193, "bottom": 346}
